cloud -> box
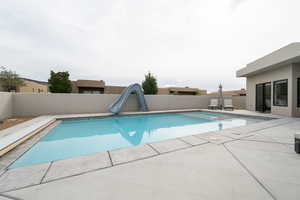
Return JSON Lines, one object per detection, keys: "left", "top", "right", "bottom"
{"left": 0, "top": 0, "right": 299, "bottom": 91}
{"left": 230, "top": 0, "right": 247, "bottom": 11}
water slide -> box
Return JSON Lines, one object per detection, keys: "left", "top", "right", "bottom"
{"left": 108, "top": 83, "right": 148, "bottom": 114}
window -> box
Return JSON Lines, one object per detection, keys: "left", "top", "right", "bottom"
{"left": 81, "top": 90, "right": 102, "bottom": 94}
{"left": 78, "top": 87, "right": 104, "bottom": 94}
{"left": 273, "top": 79, "right": 288, "bottom": 106}
{"left": 297, "top": 78, "right": 300, "bottom": 107}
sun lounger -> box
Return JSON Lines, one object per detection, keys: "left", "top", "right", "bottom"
{"left": 223, "top": 99, "right": 234, "bottom": 110}
{"left": 208, "top": 99, "right": 219, "bottom": 110}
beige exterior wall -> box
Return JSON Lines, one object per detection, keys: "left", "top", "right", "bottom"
{"left": 8, "top": 93, "right": 246, "bottom": 117}
{"left": 157, "top": 88, "right": 170, "bottom": 95}
{"left": 18, "top": 80, "right": 48, "bottom": 93}
{"left": 146, "top": 95, "right": 211, "bottom": 111}
{"left": 12, "top": 93, "right": 214, "bottom": 117}
{"left": 157, "top": 88, "right": 207, "bottom": 95}
{"left": 246, "top": 65, "right": 294, "bottom": 116}
{"left": 198, "top": 90, "right": 207, "bottom": 95}
{"left": 104, "top": 86, "right": 126, "bottom": 94}
{"left": 12, "top": 93, "right": 138, "bottom": 116}
{"left": 292, "top": 64, "right": 300, "bottom": 117}
{"left": 0, "top": 92, "right": 13, "bottom": 119}
{"left": 71, "top": 81, "right": 79, "bottom": 93}
{"left": 207, "top": 95, "right": 246, "bottom": 109}
{"left": 231, "top": 96, "right": 247, "bottom": 109}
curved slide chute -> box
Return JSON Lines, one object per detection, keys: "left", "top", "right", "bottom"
{"left": 108, "top": 83, "right": 148, "bottom": 114}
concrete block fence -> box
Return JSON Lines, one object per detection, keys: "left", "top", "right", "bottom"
{"left": 0, "top": 92, "right": 246, "bottom": 118}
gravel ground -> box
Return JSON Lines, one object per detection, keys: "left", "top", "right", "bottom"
{"left": 0, "top": 117, "right": 33, "bottom": 131}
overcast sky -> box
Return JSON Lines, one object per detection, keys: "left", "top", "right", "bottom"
{"left": 0, "top": 0, "right": 299, "bottom": 91}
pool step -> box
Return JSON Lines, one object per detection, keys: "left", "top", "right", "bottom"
{"left": 0, "top": 117, "right": 56, "bottom": 157}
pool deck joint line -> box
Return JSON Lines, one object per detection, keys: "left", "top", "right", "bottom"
{"left": 0, "top": 140, "right": 212, "bottom": 194}
{"left": 0, "top": 109, "right": 298, "bottom": 198}
{"left": 0, "top": 193, "right": 24, "bottom": 200}
{"left": 107, "top": 151, "right": 114, "bottom": 166}
{"left": 40, "top": 162, "right": 53, "bottom": 184}
{"left": 0, "top": 116, "right": 297, "bottom": 194}
{"left": 223, "top": 144, "right": 277, "bottom": 200}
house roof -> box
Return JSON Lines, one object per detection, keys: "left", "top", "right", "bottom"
{"left": 237, "top": 43, "right": 300, "bottom": 77}
{"left": 168, "top": 87, "right": 200, "bottom": 92}
{"left": 74, "top": 80, "right": 105, "bottom": 88}
{"left": 207, "top": 89, "right": 246, "bottom": 96}
{"left": 22, "top": 78, "right": 48, "bottom": 86}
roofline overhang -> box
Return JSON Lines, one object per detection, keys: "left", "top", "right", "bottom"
{"left": 236, "top": 43, "right": 300, "bottom": 77}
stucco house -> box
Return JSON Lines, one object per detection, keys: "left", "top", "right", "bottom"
{"left": 207, "top": 88, "right": 246, "bottom": 96}
{"left": 20, "top": 78, "right": 48, "bottom": 93}
{"left": 71, "top": 79, "right": 207, "bottom": 95}
{"left": 237, "top": 43, "right": 300, "bottom": 117}
{"left": 0, "top": 78, "right": 48, "bottom": 93}
{"left": 71, "top": 80, "right": 127, "bottom": 94}
{"left": 157, "top": 87, "right": 207, "bottom": 95}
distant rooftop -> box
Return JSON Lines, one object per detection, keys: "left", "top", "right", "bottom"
{"left": 207, "top": 88, "right": 246, "bottom": 96}
{"left": 168, "top": 87, "right": 203, "bottom": 92}
{"left": 73, "top": 80, "right": 105, "bottom": 88}
{"left": 237, "top": 43, "right": 300, "bottom": 77}
{"left": 22, "top": 78, "right": 48, "bottom": 86}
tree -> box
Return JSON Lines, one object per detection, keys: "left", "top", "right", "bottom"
{"left": 0, "top": 67, "right": 25, "bottom": 92}
{"left": 48, "top": 71, "right": 72, "bottom": 93}
{"left": 142, "top": 72, "right": 158, "bottom": 94}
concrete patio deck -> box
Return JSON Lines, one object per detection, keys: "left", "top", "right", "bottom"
{"left": 0, "top": 110, "right": 299, "bottom": 200}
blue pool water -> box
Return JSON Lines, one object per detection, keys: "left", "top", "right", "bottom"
{"left": 10, "top": 112, "right": 265, "bottom": 168}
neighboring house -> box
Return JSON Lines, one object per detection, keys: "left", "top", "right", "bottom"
{"left": 104, "top": 86, "right": 126, "bottom": 94}
{"left": 71, "top": 80, "right": 106, "bottom": 94}
{"left": 207, "top": 89, "right": 246, "bottom": 96}
{"left": 0, "top": 78, "right": 48, "bottom": 93}
{"left": 158, "top": 87, "right": 207, "bottom": 95}
{"left": 237, "top": 43, "right": 300, "bottom": 117}
{"left": 19, "top": 78, "right": 48, "bottom": 93}
{"left": 71, "top": 80, "right": 207, "bottom": 95}
{"left": 71, "top": 80, "right": 126, "bottom": 94}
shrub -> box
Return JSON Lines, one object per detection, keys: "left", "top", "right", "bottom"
{"left": 142, "top": 72, "right": 158, "bottom": 95}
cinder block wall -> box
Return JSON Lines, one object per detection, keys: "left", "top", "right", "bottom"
{"left": 12, "top": 93, "right": 138, "bottom": 117}
{"left": 12, "top": 93, "right": 214, "bottom": 117}
{"left": 0, "top": 93, "right": 246, "bottom": 117}
{"left": 0, "top": 92, "right": 13, "bottom": 119}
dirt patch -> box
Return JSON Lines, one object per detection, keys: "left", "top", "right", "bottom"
{"left": 0, "top": 117, "right": 34, "bottom": 131}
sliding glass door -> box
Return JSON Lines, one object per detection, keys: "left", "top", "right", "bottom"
{"left": 256, "top": 84, "right": 264, "bottom": 112}
{"left": 256, "top": 82, "right": 271, "bottom": 113}
{"left": 264, "top": 83, "right": 271, "bottom": 112}
{"left": 297, "top": 78, "right": 300, "bottom": 107}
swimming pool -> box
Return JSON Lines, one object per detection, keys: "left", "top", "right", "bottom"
{"left": 10, "top": 112, "right": 267, "bottom": 168}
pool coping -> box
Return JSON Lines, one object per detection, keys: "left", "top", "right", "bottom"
{"left": 0, "top": 109, "right": 280, "bottom": 159}
{"left": 55, "top": 109, "right": 281, "bottom": 120}
{"left": 0, "top": 109, "right": 283, "bottom": 167}
{"left": 0, "top": 109, "right": 296, "bottom": 193}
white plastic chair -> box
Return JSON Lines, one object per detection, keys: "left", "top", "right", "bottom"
{"left": 208, "top": 99, "right": 219, "bottom": 110}
{"left": 224, "top": 99, "right": 234, "bottom": 110}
